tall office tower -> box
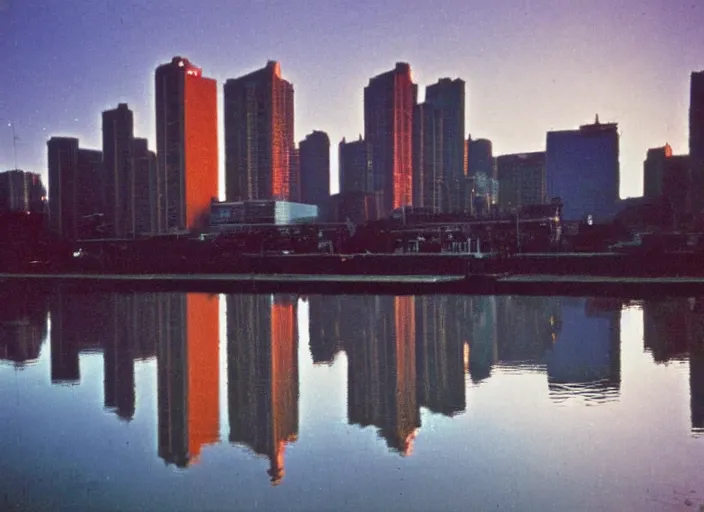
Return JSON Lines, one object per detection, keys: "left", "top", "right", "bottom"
{"left": 467, "top": 137, "right": 494, "bottom": 178}
{"left": 689, "top": 71, "right": 704, "bottom": 215}
{"left": 663, "top": 155, "right": 691, "bottom": 227}
{"left": 339, "top": 135, "right": 371, "bottom": 194}
{"left": 496, "top": 152, "right": 547, "bottom": 212}
{"left": 546, "top": 116, "right": 619, "bottom": 222}
{"left": 131, "top": 138, "right": 157, "bottom": 235}
{"left": 364, "top": 63, "right": 417, "bottom": 214}
{"left": 155, "top": 56, "right": 218, "bottom": 233}
{"left": 224, "top": 61, "right": 295, "bottom": 201}
{"left": 47, "top": 137, "right": 79, "bottom": 238}
{"left": 102, "top": 103, "right": 134, "bottom": 238}
{"left": 157, "top": 293, "right": 220, "bottom": 467}
{"left": 643, "top": 144, "right": 673, "bottom": 198}
{"left": 299, "top": 130, "right": 330, "bottom": 208}
{"left": 0, "top": 170, "right": 45, "bottom": 213}
{"left": 424, "top": 78, "right": 465, "bottom": 211}
{"left": 77, "top": 149, "right": 104, "bottom": 223}
{"left": 289, "top": 147, "right": 300, "bottom": 203}
{"left": 412, "top": 102, "right": 444, "bottom": 211}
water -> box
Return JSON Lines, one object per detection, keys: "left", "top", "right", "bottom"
{"left": 1, "top": 290, "right": 704, "bottom": 511}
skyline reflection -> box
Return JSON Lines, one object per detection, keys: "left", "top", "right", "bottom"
{"left": 3, "top": 290, "right": 704, "bottom": 483}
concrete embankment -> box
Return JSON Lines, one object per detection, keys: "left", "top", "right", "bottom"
{"left": 3, "top": 271, "right": 704, "bottom": 298}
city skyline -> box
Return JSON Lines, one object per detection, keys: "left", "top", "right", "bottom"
{"left": 2, "top": 1, "right": 703, "bottom": 200}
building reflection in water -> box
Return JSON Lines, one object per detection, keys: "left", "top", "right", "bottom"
{"left": 227, "top": 294, "right": 299, "bottom": 485}
{"left": 157, "top": 293, "right": 220, "bottom": 468}
{"left": 466, "top": 297, "right": 497, "bottom": 383}
{"left": 643, "top": 300, "right": 690, "bottom": 363}
{"left": 104, "top": 294, "right": 159, "bottom": 421}
{"left": 49, "top": 291, "right": 110, "bottom": 384}
{"left": 546, "top": 298, "right": 621, "bottom": 404}
{"left": 0, "top": 285, "right": 48, "bottom": 367}
{"left": 33, "top": 288, "right": 704, "bottom": 473}
{"left": 415, "top": 296, "right": 466, "bottom": 416}
{"left": 495, "top": 296, "right": 559, "bottom": 372}
{"left": 307, "top": 295, "right": 343, "bottom": 365}
{"left": 641, "top": 297, "right": 704, "bottom": 435}
{"left": 346, "top": 296, "right": 420, "bottom": 456}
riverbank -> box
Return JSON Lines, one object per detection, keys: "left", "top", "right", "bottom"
{"left": 4, "top": 271, "right": 704, "bottom": 298}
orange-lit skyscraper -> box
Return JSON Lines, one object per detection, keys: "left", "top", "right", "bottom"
{"left": 227, "top": 294, "right": 299, "bottom": 485}
{"left": 155, "top": 57, "right": 218, "bottom": 233}
{"left": 224, "top": 61, "right": 295, "bottom": 201}
{"left": 157, "top": 293, "right": 220, "bottom": 467}
{"left": 364, "top": 63, "right": 417, "bottom": 214}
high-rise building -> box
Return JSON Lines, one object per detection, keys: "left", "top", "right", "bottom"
{"left": 289, "top": 147, "right": 300, "bottom": 203}
{"left": 496, "top": 152, "right": 546, "bottom": 212}
{"left": 224, "top": 61, "right": 295, "bottom": 202}
{"left": 0, "top": 170, "right": 45, "bottom": 213}
{"left": 299, "top": 130, "right": 330, "bottom": 208}
{"left": 643, "top": 144, "right": 673, "bottom": 199}
{"left": 663, "top": 155, "right": 690, "bottom": 227}
{"left": 689, "top": 71, "right": 704, "bottom": 215}
{"left": 102, "top": 103, "right": 134, "bottom": 238}
{"left": 339, "top": 135, "right": 371, "bottom": 194}
{"left": 77, "top": 149, "right": 104, "bottom": 225}
{"left": 423, "top": 78, "right": 465, "bottom": 211}
{"left": 413, "top": 102, "right": 444, "bottom": 212}
{"left": 155, "top": 56, "right": 218, "bottom": 233}
{"left": 131, "top": 138, "right": 157, "bottom": 235}
{"left": 364, "top": 63, "right": 417, "bottom": 214}
{"left": 467, "top": 137, "right": 494, "bottom": 178}
{"left": 47, "top": 137, "right": 79, "bottom": 238}
{"left": 465, "top": 137, "right": 497, "bottom": 214}
{"left": 546, "top": 116, "right": 620, "bottom": 222}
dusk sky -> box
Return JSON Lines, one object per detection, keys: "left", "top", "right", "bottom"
{"left": 1, "top": 0, "right": 703, "bottom": 199}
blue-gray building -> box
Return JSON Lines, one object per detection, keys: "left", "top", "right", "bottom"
{"left": 546, "top": 116, "right": 619, "bottom": 222}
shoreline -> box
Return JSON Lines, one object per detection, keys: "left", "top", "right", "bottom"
{"left": 3, "top": 271, "right": 704, "bottom": 298}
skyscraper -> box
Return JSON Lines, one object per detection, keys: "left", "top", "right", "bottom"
{"left": 299, "top": 130, "right": 330, "bottom": 208}
{"left": 155, "top": 56, "right": 218, "bottom": 233}
{"left": 131, "top": 138, "right": 157, "bottom": 235}
{"left": 546, "top": 116, "right": 619, "bottom": 222}
{"left": 496, "top": 152, "right": 546, "bottom": 212}
{"left": 224, "top": 61, "right": 295, "bottom": 201}
{"left": 0, "top": 170, "right": 45, "bottom": 213}
{"left": 339, "top": 135, "right": 371, "bottom": 194}
{"left": 47, "top": 137, "right": 79, "bottom": 238}
{"left": 424, "top": 78, "right": 465, "bottom": 211}
{"left": 689, "top": 71, "right": 704, "bottom": 215}
{"left": 102, "top": 103, "right": 134, "bottom": 238}
{"left": 412, "top": 102, "right": 444, "bottom": 211}
{"left": 467, "top": 137, "right": 494, "bottom": 178}
{"left": 364, "top": 63, "right": 417, "bottom": 214}
{"left": 289, "top": 147, "right": 300, "bottom": 203}
{"left": 643, "top": 144, "right": 672, "bottom": 199}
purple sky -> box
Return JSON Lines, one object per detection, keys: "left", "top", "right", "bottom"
{"left": 1, "top": 0, "right": 702, "bottom": 198}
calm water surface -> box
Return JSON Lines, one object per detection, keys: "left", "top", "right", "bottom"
{"left": 1, "top": 290, "right": 704, "bottom": 511}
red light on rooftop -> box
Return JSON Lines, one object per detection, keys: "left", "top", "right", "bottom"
{"left": 664, "top": 143, "right": 673, "bottom": 158}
